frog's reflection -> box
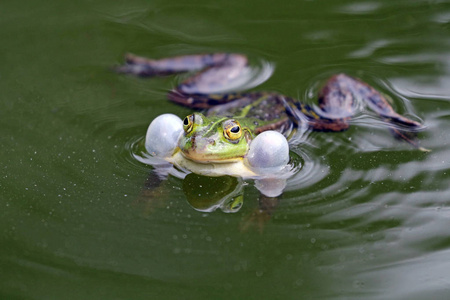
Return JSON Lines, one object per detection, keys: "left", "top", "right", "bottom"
{"left": 182, "top": 172, "right": 287, "bottom": 213}
{"left": 182, "top": 173, "right": 282, "bottom": 230}
{"left": 182, "top": 173, "right": 244, "bottom": 213}
{"left": 138, "top": 164, "right": 286, "bottom": 226}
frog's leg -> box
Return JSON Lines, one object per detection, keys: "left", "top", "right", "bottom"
{"left": 241, "top": 194, "right": 280, "bottom": 233}
{"left": 283, "top": 95, "right": 352, "bottom": 135}
{"left": 319, "top": 74, "right": 422, "bottom": 127}
{"left": 117, "top": 53, "right": 252, "bottom": 108}
{"left": 135, "top": 169, "right": 170, "bottom": 214}
{"left": 286, "top": 74, "right": 423, "bottom": 148}
{"left": 319, "top": 74, "right": 424, "bottom": 148}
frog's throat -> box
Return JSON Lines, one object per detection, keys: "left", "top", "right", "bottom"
{"left": 167, "top": 151, "right": 257, "bottom": 178}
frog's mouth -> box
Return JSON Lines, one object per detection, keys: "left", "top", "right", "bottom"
{"left": 180, "top": 147, "right": 244, "bottom": 164}
{"left": 180, "top": 152, "right": 240, "bottom": 164}
{"left": 179, "top": 136, "right": 244, "bottom": 164}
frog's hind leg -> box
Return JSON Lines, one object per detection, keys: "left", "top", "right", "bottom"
{"left": 117, "top": 53, "right": 250, "bottom": 109}
{"left": 117, "top": 53, "right": 243, "bottom": 76}
{"left": 326, "top": 74, "right": 422, "bottom": 128}
{"left": 283, "top": 97, "right": 351, "bottom": 132}
{"left": 317, "top": 74, "right": 424, "bottom": 148}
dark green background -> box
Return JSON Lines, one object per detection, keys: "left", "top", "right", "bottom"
{"left": 2, "top": 0, "right": 450, "bottom": 299}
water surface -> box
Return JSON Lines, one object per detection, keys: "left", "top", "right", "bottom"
{"left": 2, "top": 0, "right": 450, "bottom": 299}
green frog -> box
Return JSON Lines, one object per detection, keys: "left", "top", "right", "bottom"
{"left": 118, "top": 53, "right": 425, "bottom": 180}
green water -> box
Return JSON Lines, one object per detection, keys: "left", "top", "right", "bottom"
{"left": 2, "top": 0, "right": 450, "bottom": 299}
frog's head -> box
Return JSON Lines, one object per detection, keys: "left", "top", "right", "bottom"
{"left": 144, "top": 113, "right": 290, "bottom": 176}
{"left": 178, "top": 113, "right": 252, "bottom": 163}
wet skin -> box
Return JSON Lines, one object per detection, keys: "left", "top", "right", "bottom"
{"left": 119, "top": 53, "right": 426, "bottom": 226}
{"left": 117, "top": 53, "right": 425, "bottom": 163}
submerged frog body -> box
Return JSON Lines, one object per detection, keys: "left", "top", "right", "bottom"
{"left": 118, "top": 53, "right": 425, "bottom": 177}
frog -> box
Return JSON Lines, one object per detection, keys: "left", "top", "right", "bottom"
{"left": 117, "top": 52, "right": 426, "bottom": 181}
{"left": 118, "top": 52, "right": 426, "bottom": 226}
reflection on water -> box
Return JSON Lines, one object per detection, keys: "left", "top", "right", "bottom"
{"left": 182, "top": 174, "right": 244, "bottom": 213}
{"left": 3, "top": 0, "right": 450, "bottom": 299}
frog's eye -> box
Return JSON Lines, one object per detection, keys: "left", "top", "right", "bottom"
{"left": 224, "top": 120, "right": 242, "bottom": 141}
{"left": 183, "top": 114, "right": 194, "bottom": 133}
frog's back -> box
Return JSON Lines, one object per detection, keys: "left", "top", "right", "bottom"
{"left": 206, "top": 93, "right": 293, "bottom": 135}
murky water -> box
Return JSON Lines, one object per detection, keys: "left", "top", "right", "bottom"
{"left": 2, "top": 0, "right": 450, "bottom": 299}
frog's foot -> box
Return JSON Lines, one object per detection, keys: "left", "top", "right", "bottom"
{"left": 133, "top": 170, "right": 171, "bottom": 215}
{"left": 389, "top": 126, "right": 430, "bottom": 152}
{"left": 241, "top": 209, "right": 272, "bottom": 233}
{"left": 240, "top": 195, "right": 280, "bottom": 233}
{"left": 386, "top": 112, "right": 422, "bottom": 128}
{"left": 135, "top": 185, "right": 169, "bottom": 215}
{"left": 114, "top": 53, "right": 162, "bottom": 77}
{"left": 378, "top": 107, "right": 426, "bottom": 151}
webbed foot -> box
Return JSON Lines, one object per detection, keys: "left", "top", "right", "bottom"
{"left": 240, "top": 195, "right": 280, "bottom": 233}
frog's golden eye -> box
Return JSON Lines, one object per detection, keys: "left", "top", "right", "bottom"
{"left": 183, "top": 114, "right": 194, "bottom": 133}
{"left": 224, "top": 120, "right": 242, "bottom": 141}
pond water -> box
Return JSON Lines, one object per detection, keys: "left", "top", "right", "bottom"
{"left": 2, "top": 0, "right": 450, "bottom": 299}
